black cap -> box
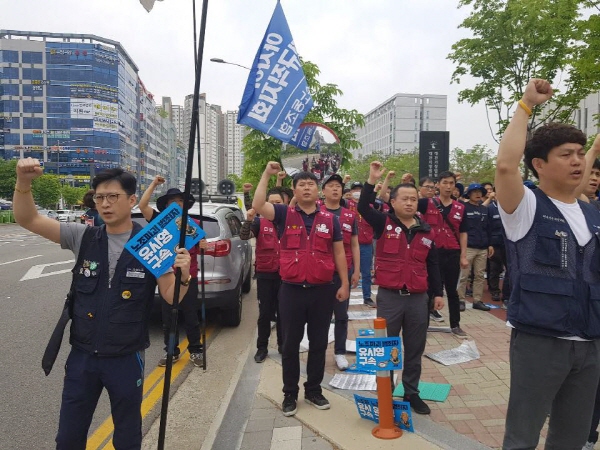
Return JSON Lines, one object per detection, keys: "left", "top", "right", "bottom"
{"left": 322, "top": 173, "right": 344, "bottom": 188}
{"left": 156, "top": 188, "right": 196, "bottom": 212}
{"left": 350, "top": 181, "right": 363, "bottom": 189}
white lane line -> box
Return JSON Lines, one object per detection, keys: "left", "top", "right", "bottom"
{"left": 0, "top": 255, "right": 43, "bottom": 266}
{"left": 20, "top": 260, "right": 75, "bottom": 281}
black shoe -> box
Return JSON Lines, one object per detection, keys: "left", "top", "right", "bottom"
{"left": 158, "top": 353, "right": 179, "bottom": 367}
{"left": 466, "top": 288, "right": 473, "bottom": 297}
{"left": 459, "top": 300, "right": 466, "bottom": 312}
{"left": 364, "top": 298, "right": 376, "bottom": 308}
{"left": 404, "top": 394, "right": 431, "bottom": 415}
{"left": 282, "top": 394, "right": 297, "bottom": 416}
{"left": 429, "top": 310, "right": 444, "bottom": 322}
{"left": 254, "top": 348, "right": 268, "bottom": 363}
{"left": 491, "top": 292, "right": 501, "bottom": 301}
{"left": 304, "top": 392, "right": 330, "bottom": 410}
{"left": 473, "top": 301, "right": 491, "bottom": 311}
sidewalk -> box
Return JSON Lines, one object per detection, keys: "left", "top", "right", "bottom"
{"left": 145, "top": 282, "right": 556, "bottom": 450}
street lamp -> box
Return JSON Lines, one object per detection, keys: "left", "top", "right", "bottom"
{"left": 209, "top": 57, "right": 251, "bottom": 71}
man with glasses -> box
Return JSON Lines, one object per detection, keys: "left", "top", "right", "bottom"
{"left": 419, "top": 177, "right": 436, "bottom": 199}
{"left": 13, "top": 159, "right": 192, "bottom": 450}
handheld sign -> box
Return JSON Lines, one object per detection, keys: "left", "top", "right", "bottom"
{"left": 125, "top": 203, "right": 205, "bottom": 278}
{"left": 356, "top": 336, "right": 402, "bottom": 371}
{"left": 353, "top": 394, "right": 414, "bottom": 433}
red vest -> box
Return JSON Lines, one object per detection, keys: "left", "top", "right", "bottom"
{"left": 279, "top": 207, "right": 335, "bottom": 284}
{"left": 346, "top": 198, "right": 374, "bottom": 244}
{"left": 374, "top": 216, "right": 435, "bottom": 292}
{"left": 255, "top": 217, "right": 280, "bottom": 273}
{"left": 421, "top": 198, "right": 464, "bottom": 250}
{"left": 320, "top": 204, "right": 356, "bottom": 269}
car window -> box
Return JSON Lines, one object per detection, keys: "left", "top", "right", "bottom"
{"left": 226, "top": 213, "right": 242, "bottom": 236}
{"left": 130, "top": 213, "right": 221, "bottom": 239}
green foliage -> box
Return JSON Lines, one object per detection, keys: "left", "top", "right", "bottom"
{"left": 32, "top": 175, "right": 61, "bottom": 208}
{"left": 0, "top": 159, "right": 17, "bottom": 200}
{"left": 157, "top": 107, "right": 169, "bottom": 119}
{"left": 345, "top": 150, "right": 420, "bottom": 185}
{"left": 241, "top": 60, "right": 364, "bottom": 189}
{"left": 448, "top": 0, "right": 600, "bottom": 140}
{"left": 62, "top": 185, "right": 88, "bottom": 207}
{"left": 227, "top": 173, "right": 243, "bottom": 191}
{"left": 450, "top": 144, "right": 497, "bottom": 184}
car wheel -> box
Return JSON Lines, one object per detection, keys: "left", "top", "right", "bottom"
{"left": 221, "top": 285, "right": 242, "bottom": 327}
{"left": 241, "top": 264, "right": 252, "bottom": 294}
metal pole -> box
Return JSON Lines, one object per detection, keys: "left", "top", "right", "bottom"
{"left": 157, "top": 0, "right": 209, "bottom": 448}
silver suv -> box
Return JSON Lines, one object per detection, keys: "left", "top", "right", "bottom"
{"left": 131, "top": 201, "right": 252, "bottom": 327}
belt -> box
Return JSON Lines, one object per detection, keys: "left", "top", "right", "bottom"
{"left": 382, "top": 287, "right": 412, "bottom": 296}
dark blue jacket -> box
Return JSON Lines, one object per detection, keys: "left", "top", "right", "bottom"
{"left": 487, "top": 201, "right": 504, "bottom": 246}
{"left": 70, "top": 223, "right": 157, "bottom": 356}
{"left": 463, "top": 202, "right": 491, "bottom": 249}
{"left": 506, "top": 189, "right": 600, "bottom": 339}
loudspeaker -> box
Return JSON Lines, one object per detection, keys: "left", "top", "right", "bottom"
{"left": 191, "top": 178, "right": 205, "bottom": 196}
{"left": 217, "top": 179, "right": 235, "bottom": 196}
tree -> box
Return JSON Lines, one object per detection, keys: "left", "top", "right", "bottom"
{"left": 345, "top": 150, "right": 420, "bottom": 185}
{"left": 241, "top": 60, "right": 364, "bottom": 188}
{"left": 448, "top": 0, "right": 600, "bottom": 141}
{"left": 32, "top": 175, "right": 61, "bottom": 208}
{"left": 450, "top": 145, "right": 497, "bottom": 184}
{"left": 62, "top": 185, "right": 88, "bottom": 208}
{"left": 227, "top": 173, "right": 243, "bottom": 191}
{"left": 0, "top": 159, "right": 17, "bottom": 200}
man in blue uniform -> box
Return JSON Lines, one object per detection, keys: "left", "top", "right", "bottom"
{"left": 13, "top": 159, "right": 192, "bottom": 450}
{"left": 495, "top": 79, "right": 600, "bottom": 450}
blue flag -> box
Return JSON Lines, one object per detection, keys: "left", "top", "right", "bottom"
{"left": 237, "top": 2, "right": 313, "bottom": 142}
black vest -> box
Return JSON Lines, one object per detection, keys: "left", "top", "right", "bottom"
{"left": 464, "top": 202, "right": 490, "bottom": 249}
{"left": 488, "top": 201, "right": 504, "bottom": 246}
{"left": 70, "top": 223, "right": 157, "bottom": 356}
{"left": 505, "top": 189, "right": 600, "bottom": 338}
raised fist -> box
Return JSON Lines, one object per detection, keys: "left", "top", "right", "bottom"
{"left": 153, "top": 175, "right": 165, "bottom": 185}
{"left": 369, "top": 161, "right": 385, "bottom": 180}
{"left": 264, "top": 161, "right": 281, "bottom": 176}
{"left": 16, "top": 158, "right": 43, "bottom": 182}
{"left": 522, "top": 78, "right": 554, "bottom": 108}
{"left": 246, "top": 208, "right": 256, "bottom": 221}
{"left": 277, "top": 171, "right": 287, "bottom": 180}
{"left": 243, "top": 183, "right": 253, "bottom": 193}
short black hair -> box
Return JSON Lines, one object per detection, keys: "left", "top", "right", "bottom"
{"left": 481, "top": 182, "right": 493, "bottom": 188}
{"left": 83, "top": 189, "right": 95, "bottom": 209}
{"left": 419, "top": 176, "right": 435, "bottom": 186}
{"left": 266, "top": 188, "right": 284, "bottom": 202}
{"left": 593, "top": 158, "right": 600, "bottom": 171}
{"left": 524, "top": 123, "right": 587, "bottom": 178}
{"left": 390, "top": 183, "right": 419, "bottom": 200}
{"left": 92, "top": 168, "right": 136, "bottom": 195}
{"left": 292, "top": 171, "right": 318, "bottom": 188}
{"left": 437, "top": 171, "right": 456, "bottom": 182}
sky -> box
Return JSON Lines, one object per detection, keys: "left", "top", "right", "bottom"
{"left": 2, "top": 0, "right": 500, "bottom": 152}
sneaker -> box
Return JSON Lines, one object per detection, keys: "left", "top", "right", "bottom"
{"left": 582, "top": 441, "right": 595, "bottom": 450}
{"left": 466, "top": 288, "right": 473, "bottom": 297}
{"left": 451, "top": 327, "right": 468, "bottom": 338}
{"left": 430, "top": 310, "right": 444, "bottom": 322}
{"left": 335, "top": 354, "right": 349, "bottom": 371}
{"left": 491, "top": 292, "right": 501, "bottom": 301}
{"left": 158, "top": 353, "right": 180, "bottom": 367}
{"left": 282, "top": 395, "right": 297, "bottom": 416}
{"left": 459, "top": 300, "right": 466, "bottom": 312}
{"left": 364, "top": 298, "right": 376, "bottom": 308}
{"left": 304, "top": 392, "right": 330, "bottom": 410}
{"left": 502, "top": 300, "right": 508, "bottom": 310}
{"left": 190, "top": 352, "right": 203, "bottom": 367}
{"left": 473, "top": 301, "right": 491, "bottom": 311}
{"left": 254, "top": 348, "right": 268, "bottom": 363}
{"left": 404, "top": 393, "right": 431, "bottom": 415}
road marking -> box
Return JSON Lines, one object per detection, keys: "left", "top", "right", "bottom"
{"left": 87, "top": 324, "right": 216, "bottom": 450}
{"left": 20, "top": 260, "right": 74, "bottom": 281}
{"left": 0, "top": 255, "right": 42, "bottom": 266}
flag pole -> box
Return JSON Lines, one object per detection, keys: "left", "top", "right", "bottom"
{"left": 157, "top": 0, "right": 209, "bottom": 448}
{"left": 192, "top": 0, "right": 208, "bottom": 372}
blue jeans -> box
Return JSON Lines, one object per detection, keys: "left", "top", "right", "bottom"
{"left": 359, "top": 243, "right": 373, "bottom": 300}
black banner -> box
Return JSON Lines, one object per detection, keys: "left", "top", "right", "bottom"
{"left": 419, "top": 131, "right": 449, "bottom": 180}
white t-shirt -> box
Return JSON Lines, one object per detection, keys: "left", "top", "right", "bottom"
{"left": 498, "top": 188, "right": 592, "bottom": 341}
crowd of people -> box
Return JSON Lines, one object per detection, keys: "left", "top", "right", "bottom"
{"left": 302, "top": 152, "right": 342, "bottom": 180}
{"left": 9, "top": 78, "right": 600, "bottom": 449}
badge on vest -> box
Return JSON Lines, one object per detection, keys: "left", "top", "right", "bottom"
{"left": 387, "top": 225, "right": 393, "bottom": 231}
{"left": 421, "top": 237, "right": 432, "bottom": 247}
{"left": 126, "top": 268, "right": 146, "bottom": 279}
{"left": 316, "top": 223, "right": 330, "bottom": 234}
{"left": 343, "top": 223, "right": 352, "bottom": 232}
{"left": 395, "top": 227, "right": 402, "bottom": 234}
{"left": 82, "top": 260, "right": 99, "bottom": 270}
{"left": 122, "top": 290, "right": 132, "bottom": 300}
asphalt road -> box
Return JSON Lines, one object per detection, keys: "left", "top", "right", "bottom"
{"left": 0, "top": 223, "right": 220, "bottom": 449}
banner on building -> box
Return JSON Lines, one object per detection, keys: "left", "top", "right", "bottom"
{"left": 419, "top": 131, "right": 450, "bottom": 181}
{"left": 237, "top": 2, "right": 313, "bottom": 143}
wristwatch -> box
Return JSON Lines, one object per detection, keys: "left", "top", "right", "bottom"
{"left": 180, "top": 274, "right": 192, "bottom": 286}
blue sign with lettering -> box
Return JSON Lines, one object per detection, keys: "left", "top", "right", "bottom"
{"left": 237, "top": 2, "right": 313, "bottom": 143}
{"left": 125, "top": 203, "right": 205, "bottom": 278}
{"left": 356, "top": 336, "right": 402, "bottom": 371}
{"left": 353, "top": 394, "right": 414, "bottom": 432}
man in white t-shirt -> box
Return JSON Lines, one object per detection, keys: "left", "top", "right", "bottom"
{"left": 496, "top": 79, "right": 600, "bottom": 450}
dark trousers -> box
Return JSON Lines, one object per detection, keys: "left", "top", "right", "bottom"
{"left": 503, "top": 329, "right": 600, "bottom": 450}
{"left": 377, "top": 288, "right": 429, "bottom": 395}
{"left": 359, "top": 243, "right": 373, "bottom": 300}
{"left": 487, "top": 245, "right": 506, "bottom": 295}
{"left": 279, "top": 282, "right": 336, "bottom": 397}
{"left": 256, "top": 276, "right": 282, "bottom": 350}
{"left": 333, "top": 269, "right": 352, "bottom": 354}
{"left": 56, "top": 347, "right": 145, "bottom": 450}
{"left": 161, "top": 279, "right": 202, "bottom": 355}
{"left": 438, "top": 248, "right": 461, "bottom": 328}
{"left": 588, "top": 377, "right": 600, "bottom": 444}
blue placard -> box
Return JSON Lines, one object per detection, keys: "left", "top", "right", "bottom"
{"left": 125, "top": 203, "right": 205, "bottom": 278}
{"left": 356, "top": 336, "right": 402, "bottom": 371}
{"left": 353, "top": 394, "right": 414, "bottom": 433}
{"left": 237, "top": 2, "right": 313, "bottom": 143}
{"left": 358, "top": 328, "right": 375, "bottom": 336}
{"left": 289, "top": 123, "right": 316, "bottom": 150}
